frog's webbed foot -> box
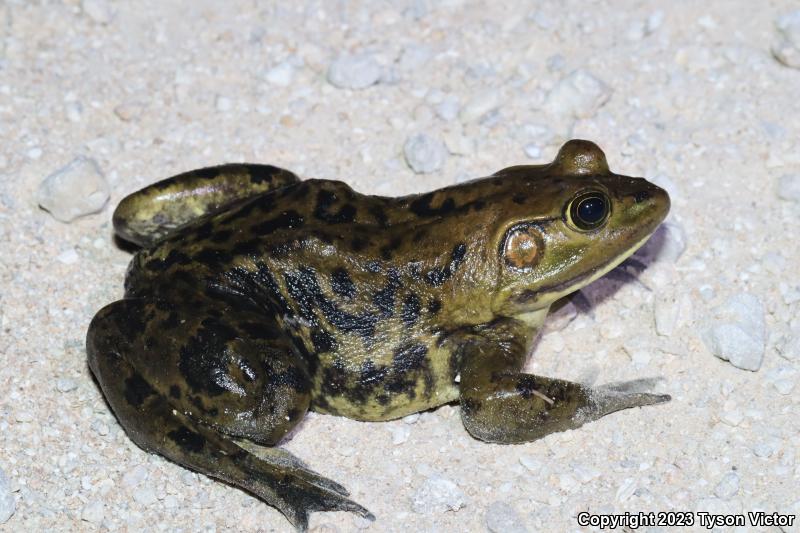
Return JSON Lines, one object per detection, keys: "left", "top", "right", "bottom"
{"left": 456, "top": 319, "right": 670, "bottom": 444}
{"left": 573, "top": 378, "right": 670, "bottom": 427}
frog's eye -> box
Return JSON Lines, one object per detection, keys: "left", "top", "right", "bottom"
{"left": 503, "top": 225, "right": 543, "bottom": 270}
{"left": 567, "top": 191, "right": 610, "bottom": 231}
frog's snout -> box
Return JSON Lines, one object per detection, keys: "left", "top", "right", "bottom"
{"left": 631, "top": 181, "right": 671, "bottom": 233}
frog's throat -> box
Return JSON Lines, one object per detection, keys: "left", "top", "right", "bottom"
{"left": 516, "top": 227, "right": 658, "bottom": 316}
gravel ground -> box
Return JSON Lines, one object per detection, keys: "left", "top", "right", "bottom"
{"left": 1, "top": 1, "right": 799, "bottom": 532}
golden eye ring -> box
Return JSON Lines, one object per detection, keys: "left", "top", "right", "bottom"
{"left": 567, "top": 191, "right": 610, "bottom": 231}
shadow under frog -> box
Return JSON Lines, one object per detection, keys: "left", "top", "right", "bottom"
{"left": 86, "top": 139, "right": 671, "bottom": 530}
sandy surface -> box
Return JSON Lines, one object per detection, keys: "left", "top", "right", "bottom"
{"left": 1, "top": 1, "right": 799, "bottom": 531}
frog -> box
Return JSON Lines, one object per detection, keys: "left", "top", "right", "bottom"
{"left": 86, "top": 139, "right": 671, "bottom": 530}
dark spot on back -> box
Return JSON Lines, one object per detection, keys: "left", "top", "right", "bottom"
{"left": 401, "top": 293, "right": 421, "bottom": 327}
{"left": 409, "top": 192, "right": 457, "bottom": 218}
{"left": 124, "top": 373, "right": 156, "bottom": 407}
{"left": 331, "top": 268, "right": 356, "bottom": 299}
{"left": 248, "top": 165, "right": 280, "bottom": 184}
{"left": 167, "top": 427, "right": 205, "bottom": 453}
{"left": 169, "top": 385, "right": 181, "bottom": 399}
{"left": 195, "top": 167, "right": 220, "bottom": 180}
{"left": 251, "top": 210, "right": 304, "bottom": 234}
{"left": 427, "top": 298, "right": 442, "bottom": 314}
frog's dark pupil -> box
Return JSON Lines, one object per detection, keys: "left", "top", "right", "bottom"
{"left": 577, "top": 196, "right": 606, "bottom": 224}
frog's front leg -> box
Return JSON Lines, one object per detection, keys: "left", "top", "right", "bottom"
{"left": 456, "top": 319, "right": 670, "bottom": 444}
{"left": 87, "top": 297, "right": 372, "bottom": 531}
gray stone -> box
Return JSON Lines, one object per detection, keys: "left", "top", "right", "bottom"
{"left": 545, "top": 69, "right": 612, "bottom": 119}
{"left": 37, "top": 157, "right": 109, "bottom": 222}
{"left": 56, "top": 378, "right": 78, "bottom": 393}
{"left": 713, "top": 472, "right": 739, "bottom": 500}
{"left": 772, "top": 11, "right": 800, "bottom": 69}
{"left": 411, "top": 475, "right": 466, "bottom": 514}
{"left": 777, "top": 174, "right": 800, "bottom": 201}
{"left": 81, "top": 499, "right": 104, "bottom": 525}
{"left": 0, "top": 467, "right": 14, "bottom": 524}
{"left": 264, "top": 61, "right": 294, "bottom": 87}
{"left": 82, "top": 0, "right": 113, "bottom": 24}
{"left": 403, "top": 133, "right": 446, "bottom": 174}
{"left": 327, "top": 54, "right": 381, "bottom": 89}
{"left": 706, "top": 293, "right": 766, "bottom": 371}
{"left": 459, "top": 90, "right": 501, "bottom": 122}
{"left": 486, "top": 501, "right": 528, "bottom": 533}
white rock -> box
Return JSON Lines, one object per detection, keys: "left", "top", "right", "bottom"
{"left": 639, "top": 221, "right": 687, "bottom": 264}
{"left": 38, "top": 157, "right": 109, "bottom": 222}
{"left": 765, "top": 365, "right": 798, "bottom": 395}
{"left": 772, "top": 11, "right": 800, "bottom": 69}
{"left": 215, "top": 95, "right": 233, "bottom": 111}
{"left": 459, "top": 90, "right": 501, "bottom": 122}
{"left": 435, "top": 95, "right": 460, "bottom": 121}
{"left": 775, "top": 330, "right": 799, "bottom": 361}
{"left": 519, "top": 455, "right": 542, "bottom": 472}
{"left": 545, "top": 69, "right": 612, "bottom": 119}
{"left": 388, "top": 424, "right": 410, "bottom": 445}
{"left": 523, "top": 143, "right": 542, "bottom": 159}
{"left": 777, "top": 174, "right": 800, "bottom": 201}
{"left": 654, "top": 292, "right": 692, "bottom": 336}
{"left": 56, "top": 248, "right": 79, "bottom": 265}
{"left": 264, "top": 62, "right": 294, "bottom": 87}
{"left": 753, "top": 437, "right": 781, "bottom": 458}
{"left": 122, "top": 465, "right": 148, "bottom": 488}
{"left": 403, "top": 133, "right": 447, "bottom": 174}
{"left": 81, "top": 499, "right": 104, "bottom": 525}
{"left": 411, "top": 475, "right": 466, "bottom": 514}
{"left": 65, "top": 101, "right": 83, "bottom": 122}
{"left": 0, "top": 467, "right": 14, "bottom": 524}
{"left": 713, "top": 472, "right": 739, "bottom": 500}
{"left": 705, "top": 293, "right": 766, "bottom": 371}
{"left": 56, "top": 378, "right": 78, "bottom": 392}
{"left": 82, "top": 0, "right": 113, "bottom": 24}
{"left": 403, "top": 413, "right": 420, "bottom": 424}
{"left": 397, "top": 45, "right": 432, "bottom": 71}
{"left": 486, "top": 501, "right": 528, "bottom": 533}
{"left": 133, "top": 487, "right": 157, "bottom": 506}
{"left": 327, "top": 54, "right": 381, "bottom": 89}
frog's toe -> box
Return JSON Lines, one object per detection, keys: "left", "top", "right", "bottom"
{"left": 595, "top": 376, "right": 668, "bottom": 395}
{"left": 576, "top": 379, "right": 670, "bottom": 426}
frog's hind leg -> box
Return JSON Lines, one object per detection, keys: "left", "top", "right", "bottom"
{"left": 87, "top": 298, "right": 372, "bottom": 531}
{"left": 114, "top": 163, "right": 300, "bottom": 246}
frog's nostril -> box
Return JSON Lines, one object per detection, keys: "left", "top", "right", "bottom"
{"left": 633, "top": 190, "right": 650, "bottom": 203}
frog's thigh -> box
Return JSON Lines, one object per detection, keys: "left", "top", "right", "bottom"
{"left": 458, "top": 342, "right": 670, "bottom": 444}
{"left": 87, "top": 299, "right": 372, "bottom": 530}
{"left": 123, "top": 296, "right": 311, "bottom": 445}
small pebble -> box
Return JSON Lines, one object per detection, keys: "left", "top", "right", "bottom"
{"left": 122, "top": 465, "right": 148, "bottom": 488}
{"left": 133, "top": 487, "right": 157, "bottom": 506}
{"left": 56, "top": 248, "right": 79, "bottom": 265}
{"left": 459, "top": 90, "right": 501, "bottom": 122}
{"left": 485, "top": 501, "right": 528, "bottom": 533}
{"left": 327, "top": 54, "right": 381, "bottom": 89}
{"left": 435, "top": 95, "right": 460, "bottom": 121}
{"left": 81, "top": 499, "right": 104, "bottom": 525}
{"left": 388, "top": 424, "right": 410, "bottom": 445}
{"left": 82, "top": 0, "right": 113, "bottom": 24}
{"left": 114, "top": 101, "right": 145, "bottom": 122}
{"left": 713, "top": 472, "right": 739, "bottom": 500}
{"left": 545, "top": 69, "right": 612, "bottom": 119}
{"left": 264, "top": 62, "right": 294, "bottom": 87}
{"left": 776, "top": 174, "right": 800, "bottom": 201}
{"left": 411, "top": 475, "right": 466, "bottom": 514}
{"left": 403, "top": 133, "right": 447, "bottom": 174}
{"left": 402, "top": 413, "right": 420, "bottom": 424}
{"left": 38, "top": 157, "right": 109, "bottom": 222}
{"left": 705, "top": 293, "right": 766, "bottom": 371}
{"left": 65, "top": 101, "right": 83, "bottom": 122}
{"left": 56, "top": 378, "right": 78, "bottom": 393}
{"left": 0, "top": 467, "right": 15, "bottom": 524}
{"left": 772, "top": 11, "right": 800, "bottom": 69}
{"left": 753, "top": 438, "right": 780, "bottom": 458}
{"left": 523, "top": 143, "right": 542, "bottom": 159}
{"left": 215, "top": 95, "right": 233, "bottom": 112}
{"left": 518, "top": 455, "right": 542, "bottom": 472}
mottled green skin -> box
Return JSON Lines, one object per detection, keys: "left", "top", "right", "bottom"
{"left": 87, "top": 140, "right": 671, "bottom": 530}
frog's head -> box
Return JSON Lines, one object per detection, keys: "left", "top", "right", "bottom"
{"left": 490, "top": 139, "right": 670, "bottom": 317}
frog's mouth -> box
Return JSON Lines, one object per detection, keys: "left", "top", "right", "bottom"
{"left": 510, "top": 228, "right": 658, "bottom": 307}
